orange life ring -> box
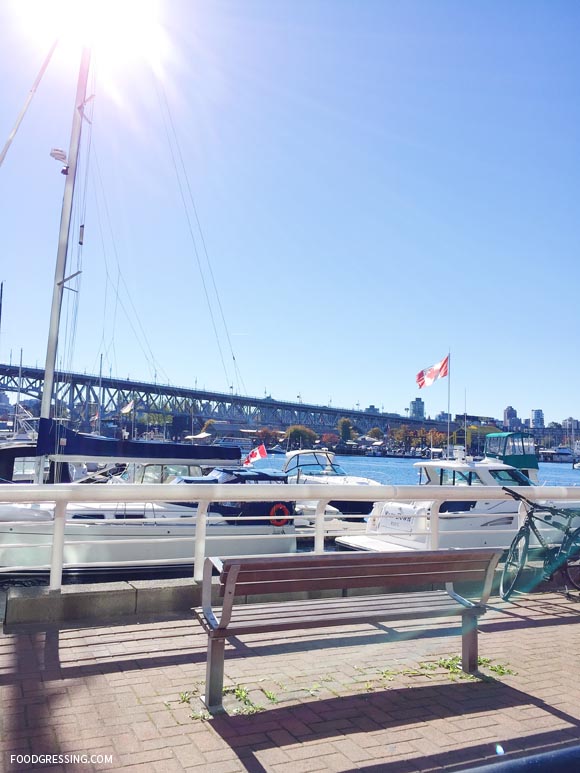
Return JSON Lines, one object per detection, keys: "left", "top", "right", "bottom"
{"left": 269, "top": 503, "right": 290, "bottom": 527}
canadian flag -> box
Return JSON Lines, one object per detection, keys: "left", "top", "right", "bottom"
{"left": 243, "top": 444, "right": 268, "bottom": 465}
{"left": 416, "top": 355, "right": 449, "bottom": 389}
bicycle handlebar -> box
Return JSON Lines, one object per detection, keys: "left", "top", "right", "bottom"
{"left": 502, "top": 486, "right": 580, "bottom": 521}
{"left": 502, "top": 487, "right": 536, "bottom": 507}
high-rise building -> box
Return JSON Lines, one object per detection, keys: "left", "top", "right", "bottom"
{"left": 530, "top": 409, "right": 544, "bottom": 429}
{"left": 503, "top": 405, "right": 519, "bottom": 429}
{"left": 409, "top": 397, "right": 425, "bottom": 420}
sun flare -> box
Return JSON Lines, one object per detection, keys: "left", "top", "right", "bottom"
{"left": 12, "top": 0, "right": 168, "bottom": 75}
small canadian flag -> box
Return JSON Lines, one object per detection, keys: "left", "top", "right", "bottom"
{"left": 243, "top": 444, "right": 268, "bottom": 465}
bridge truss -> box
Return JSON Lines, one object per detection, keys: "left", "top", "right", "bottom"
{"left": 0, "top": 363, "right": 448, "bottom": 436}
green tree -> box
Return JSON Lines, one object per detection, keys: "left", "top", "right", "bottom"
{"left": 257, "top": 427, "right": 279, "bottom": 447}
{"left": 285, "top": 425, "right": 318, "bottom": 449}
{"left": 337, "top": 417, "right": 353, "bottom": 442}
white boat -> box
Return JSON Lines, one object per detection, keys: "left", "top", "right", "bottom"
{"left": 0, "top": 465, "right": 296, "bottom": 576}
{"left": 336, "top": 447, "right": 564, "bottom": 553}
{"left": 0, "top": 46, "right": 297, "bottom": 575}
{"left": 281, "top": 449, "right": 380, "bottom": 518}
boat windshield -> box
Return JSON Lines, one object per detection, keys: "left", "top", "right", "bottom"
{"left": 488, "top": 468, "right": 533, "bottom": 486}
{"left": 284, "top": 452, "right": 347, "bottom": 477}
{"left": 292, "top": 462, "right": 347, "bottom": 477}
{"left": 419, "top": 467, "right": 485, "bottom": 486}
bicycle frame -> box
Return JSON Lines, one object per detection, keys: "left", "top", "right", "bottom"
{"left": 500, "top": 487, "right": 580, "bottom": 599}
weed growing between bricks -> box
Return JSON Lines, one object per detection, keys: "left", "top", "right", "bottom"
{"left": 168, "top": 655, "right": 516, "bottom": 720}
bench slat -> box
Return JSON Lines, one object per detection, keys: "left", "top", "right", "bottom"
{"left": 194, "top": 591, "right": 475, "bottom": 637}
{"left": 226, "top": 559, "right": 493, "bottom": 584}
{"left": 219, "top": 548, "right": 499, "bottom": 573}
{"left": 218, "top": 551, "right": 501, "bottom": 598}
{"left": 213, "top": 590, "right": 462, "bottom": 620}
{"left": 223, "top": 568, "right": 490, "bottom": 597}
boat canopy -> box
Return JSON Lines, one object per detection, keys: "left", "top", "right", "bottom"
{"left": 483, "top": 431, "right": 538, "bottom": 471}
{"left": 36, "top": 418, "right": 241, "bottom": 466}
{"left": 171, "top": 467, "right": 288, "bottom": 485}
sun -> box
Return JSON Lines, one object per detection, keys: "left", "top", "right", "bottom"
{"left": 11, "top": 0, "right": 169, "bottom": 75}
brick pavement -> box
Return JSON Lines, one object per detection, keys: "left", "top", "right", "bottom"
{"left": 1, "top": 592, "right": 580, "bottom": 772}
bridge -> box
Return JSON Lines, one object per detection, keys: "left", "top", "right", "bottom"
{"left": 0, "top": 363, "right": 451, "bottom": 436}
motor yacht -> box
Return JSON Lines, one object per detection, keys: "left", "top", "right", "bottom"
{"left": 281, "top": 449, "right": 380, "bottom": 518}
{"left": 336, "top": 451, "right": 563, "bottom": 552}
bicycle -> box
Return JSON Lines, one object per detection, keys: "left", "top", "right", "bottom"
{"left": 499, "top": 487, "right": 580, "bottom": 601}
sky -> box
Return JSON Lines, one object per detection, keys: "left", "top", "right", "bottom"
{"left": 0, "top": 0, "right": 579, "bottom": 425}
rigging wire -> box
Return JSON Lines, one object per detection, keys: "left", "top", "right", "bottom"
{"left": 0, "top": 39, "right": 58, "bottom": 168}
{"left": 84, "top": 51, "right": 173, "bottom": 388}
{"left": 89, "top": 147, "right": 173, "bottom": 385}
{"left": 155, "top": 79, "right": 247, "bottom": 395}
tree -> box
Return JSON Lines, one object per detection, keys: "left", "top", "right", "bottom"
{"left": 337, "top": 417, "right": 354, "bottom": 442}
{"left": 256, "top": 427, "right": 279, "bottom": 447}
{"left": 367, "top": 427, "right": 384, "bottom": 440}
{"left": 201, "top": 419, "right": 216, "bottom": 433}
{"left": 321, "top": 433, "right": 339, "bottom": 447}
{"left": 285, "top": 425, "right": 318, "bottom": 449}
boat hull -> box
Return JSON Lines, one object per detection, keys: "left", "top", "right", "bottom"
{"left": 337, "top": 499, "right": 566, "bottom": 552}
{"left": 0, "top": 515, "right": 296, "bottom": 576}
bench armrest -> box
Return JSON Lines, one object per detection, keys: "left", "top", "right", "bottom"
{"left": 445, "top": 583, "right": 477, "bottom": 609}
{"left": 201, "top": 556, "right": 240, "bottom": 631}
{"left": 201, "top": 557, "right": 220, "bottom": 629}
{"left": 445, "top": 550, "right": 502, "bottom": 609}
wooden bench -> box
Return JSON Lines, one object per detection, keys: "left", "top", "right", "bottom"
{"left": 193, "top": 548, "right": 502, "bottom": 714}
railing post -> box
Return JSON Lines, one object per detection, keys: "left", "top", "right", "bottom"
{"left": 49, "top": 500, "right": 67, "bottom": 592}
{"left": 314, "top": 500, "right": 328, "bottom": 554}
{"left": 429, "top": 500, "right": 441, "bottom": 550}
{"left": 194, "top": 500, "right": 209, "bottom": 583}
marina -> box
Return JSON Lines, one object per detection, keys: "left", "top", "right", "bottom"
{"left": 1, "top": 3, "right": 579, "bottom": 771}
{"left": 1, "top": 452, "right": 580, "bottom": 587}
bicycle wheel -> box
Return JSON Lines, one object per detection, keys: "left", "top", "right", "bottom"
{"left": 563, "top": 526, "right": 580, "bottom": 591}
{"left": 500, "top": 528, "right": 529, "bottom": 600}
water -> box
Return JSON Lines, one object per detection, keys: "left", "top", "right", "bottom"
{"left": 255, "top": 454, "right": 580, "bottom": 487}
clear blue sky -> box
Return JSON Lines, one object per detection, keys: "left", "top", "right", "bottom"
{"left": 1, "top": 0, "right": 579, "bottom": 425}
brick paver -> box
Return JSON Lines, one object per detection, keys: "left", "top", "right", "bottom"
{"left": 2, "top": 592, "right": 580, "bottom": 771}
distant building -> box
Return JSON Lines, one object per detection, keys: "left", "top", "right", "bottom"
{"left": 409, "top": 398, "right": 425, "bottom": 420}
{"left": 436, "top": 411, "right": 451, "bottom": 423}
{"left": 531, "top": 409, "right": 545, "bottom": 429}
{"left": 454, "top": 414, "right": 500, "bottom": 427}
{"left": 562, "top": 417, "right": 580, "bottom": 431}
{"left": 503, "top": 405, "right": 520, "bottom": 430}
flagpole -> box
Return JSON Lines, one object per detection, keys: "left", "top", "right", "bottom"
{"left": 447, "top": 351, "right": 451, "bottom": 458}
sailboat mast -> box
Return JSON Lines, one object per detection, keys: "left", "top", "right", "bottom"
{"left": 36, "top": 46, "right": 91, "bottom": 483}
{"left": 39, "top": 46, "right": 91, "bottom": 422}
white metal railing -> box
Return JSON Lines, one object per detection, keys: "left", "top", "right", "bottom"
{"left": 1, "top": 482, "right": 579, "bottom": 592}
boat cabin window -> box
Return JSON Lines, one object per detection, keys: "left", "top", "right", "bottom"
{"left": 70, "top": 513, "right": 105, "bottom": 520}
{"left": 419, "top": 467, "right": 485, "bottom": 486}
{"left": 114, "top": 512, "right": 145, "bottom": 519}
{"left": 489, "top": 469, "right": 533, "bottom": 486}
{"left": 129, "top": 463, "right": 203, "bottom": 484}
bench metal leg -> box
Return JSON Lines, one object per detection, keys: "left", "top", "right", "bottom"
{"left": 461, "top": 610, "right": 479, "bottom": 673}
{"left": 204, "top": 635, "right": 226, "bottom": 714}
